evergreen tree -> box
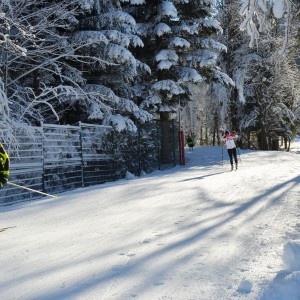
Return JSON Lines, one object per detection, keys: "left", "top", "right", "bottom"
{"left": 217, "top": 0, "right": 300, "bottom": 150}
{"left": 126, "top": 0, "right": 232, "bottom": 116}
{"left": 69, "top": 0, "right": 152, "bottom": 131}
{"left": 123, "top": 0, "right": 233, "bottom": 160}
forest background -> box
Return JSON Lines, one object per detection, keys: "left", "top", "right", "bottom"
{"left": 0, "top": 0, "right": 300, "bottom": 201}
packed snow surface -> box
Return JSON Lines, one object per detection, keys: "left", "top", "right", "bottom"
{"left": 1, "top": 138, "right": 300, "bottom": 300}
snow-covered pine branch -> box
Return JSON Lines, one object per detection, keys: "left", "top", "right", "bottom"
{"left": 213, "top": 70, "right": 235, "bottom": 87}
{"left": 100, "top": 10, "right": 136, "bottom": 28}
{"left": 127, "top": 34, "right": 144, "bottom": 47}
{"left": 154, "top": 23, "right": 172, "bottom": 37}
{"left": 72, "top": 31, "right": 109, "bottom": 45}
{"left": 103, "top": 114, "right": 138, "bottom": 132}
{"left": 102, "top": 30, "right": 144, "bottom": 49}
{"left": 152, "top": 80, "right": 185, "bottom": 95}
{"left": 185, "top": 50, "right": 218, "bottom": 69}
{"left": 172, "top": 24, "right": 199, "bottom": 35}
{"left": 105, "top": 44, "right": 136, "bottom": 65}
{"left": 119, "top": 98, "right": 153, "bottom": 122}
{"left": 140, "top": 95, "right": 162, "bottom": 109}
{"left": 132, "top": 109, "right": 153, "bottom": 123}
{"left": 136, "top": 60, "right": 151, "bottom": 75}
{"left": 197, "top": 38, "right": 227, "bottom": 53}
{"left": 155, "top": 50, "right": 179, "bottom": 70}
{"left": 175, "top": 67, "right": 204, "bottom": 83}
{"left": 157, "top": 1, "right": 178, "bottom": 22}
{"left": 168, "top": 37, "right": 191, "bottom": 50}
{"left": 84, "top": 84, "right": 120, "bottom": 105}
{"left": 202, "top": 19, "right": 223, "bottom": 35}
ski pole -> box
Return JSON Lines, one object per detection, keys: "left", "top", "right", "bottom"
{"left": 7, "top": 182, "right": 59, "bottom": 198}
{"left": 221, "top": 145, "right": 224, "bottom": 167}
{"left": 237, "top": 147, "right": 242, "bottom": 164}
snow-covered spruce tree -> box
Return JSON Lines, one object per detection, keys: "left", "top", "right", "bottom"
{"left": 267, "top": 54, "right": 300, "bottom": 150}
{"left": 233, "top": 28, "right": 299, "bottom": 149}
{"left": 67, "top": 0, "right": 160, "bottom": 176}
{"left": 122, "top": 0, "right": 233, "bottom": 158}
{"left": 248, "top": 17, "right": 300, "bottom": 150}
{"left": 67, "top": 0, "right": 152, "bottom": 132}
{"left": 216, "top": 0, "right": 300, "bottom": 150}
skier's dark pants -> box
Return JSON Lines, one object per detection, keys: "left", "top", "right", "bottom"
{"left": 227, "top": 148, "right": 238, "bottom": 165}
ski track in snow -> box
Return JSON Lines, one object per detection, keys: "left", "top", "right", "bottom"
{"left": 0, "top": 143, "right": 300, "bottom": 300}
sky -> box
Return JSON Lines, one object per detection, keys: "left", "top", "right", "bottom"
{"left": 0, "top": 138, "right": 300, "bottom": 300}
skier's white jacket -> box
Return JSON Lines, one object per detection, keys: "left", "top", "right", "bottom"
{"left": 223, "top": 133, "right": 237, "bottom": 149}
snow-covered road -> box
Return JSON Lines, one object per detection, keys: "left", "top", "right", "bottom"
{"left": 1, "top": 142, "right": 300, "bottom": 300}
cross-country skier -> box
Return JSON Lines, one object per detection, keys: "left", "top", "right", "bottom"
{"left": 223, "top": 130, "right": 238, "bottom": 171}
{"left": 0, "top": 143, "right": 9, "bottom": 188}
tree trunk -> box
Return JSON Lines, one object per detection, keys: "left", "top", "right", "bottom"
{"left": 271, "top": 137, "right": 279, "bottom": 150}
{"left": 284, "top": 137, "right": 288, "bottom": 149}
{"left": 229, "top": 88, "right": 239, "bottom": 130}
{"left": 159, "top": 112, "right": 175, "bottom": 165}
{"left": 205, "top": 127, "right": 208, "bottom": 145}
